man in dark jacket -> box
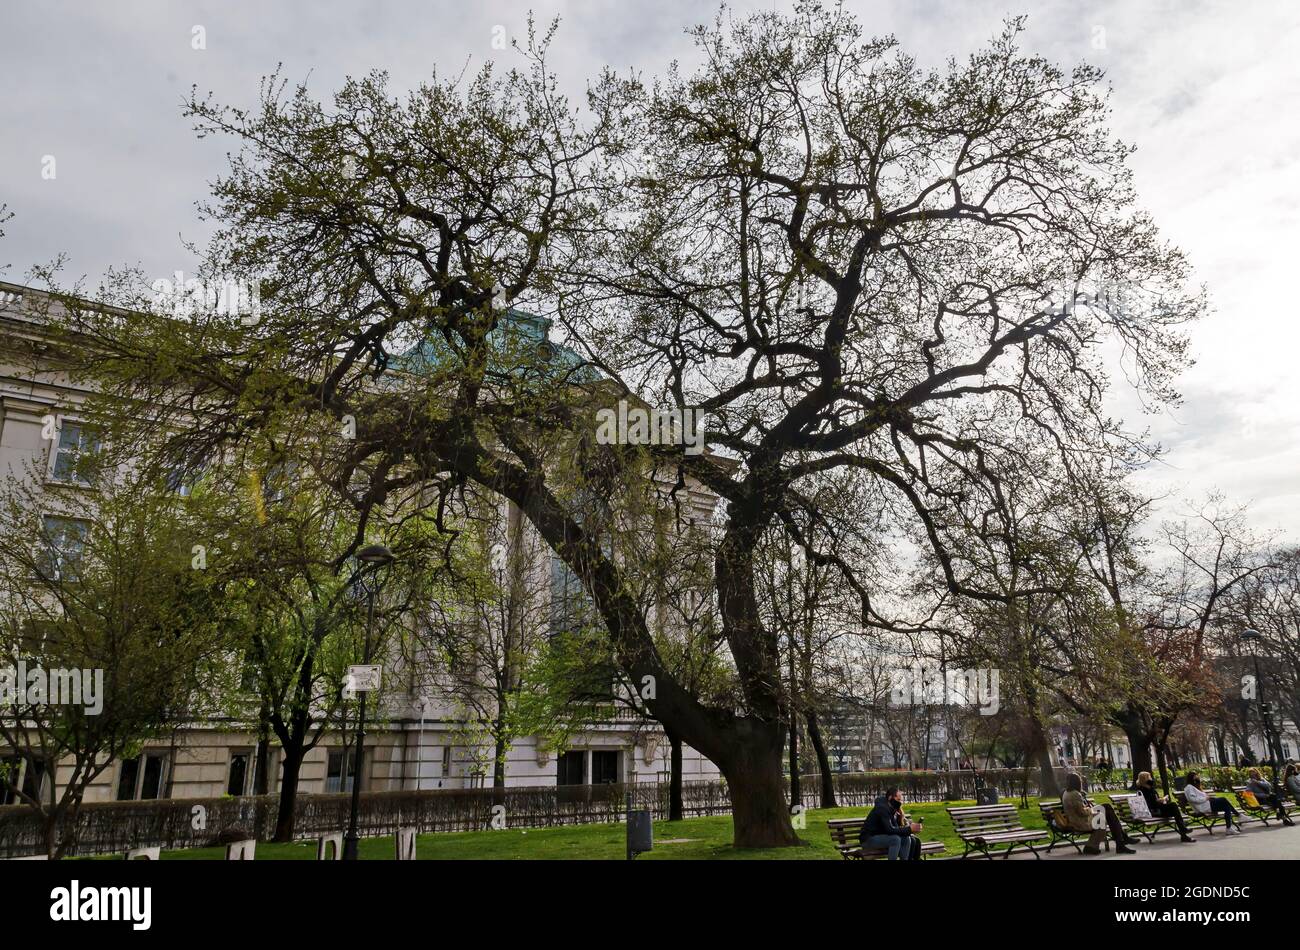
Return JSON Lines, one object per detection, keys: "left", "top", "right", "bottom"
{"left": 860, "top": 787, "right": 922, "bottom": 860}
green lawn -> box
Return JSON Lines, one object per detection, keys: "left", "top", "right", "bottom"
{"left": 154, "top": 795, "right": 1070, "bottom": 860}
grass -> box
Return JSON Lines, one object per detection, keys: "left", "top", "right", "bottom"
{"left": 152, "top": 794, "right": 1071, "bottom": 860}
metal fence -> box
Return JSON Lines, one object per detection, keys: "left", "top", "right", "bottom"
{"left": 799, "top": 766, "right": 1114, "bottom": 805}
{"left": 0, "top": 779, "right": 733, "bottom": 858}
{"left": 0, "top": 766, "right": 1108, "bottom": 858}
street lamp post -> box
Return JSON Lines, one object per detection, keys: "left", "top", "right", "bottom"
{"left": 343, "top": 543, "right": 394, "bottom": 861}
{"left": 1241, "top": 628, "right": 1282, "bottom": 787}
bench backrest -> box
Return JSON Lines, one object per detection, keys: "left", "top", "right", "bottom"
{"left": 1112, "top": 794, "right": 1166, "bottom": 822}
{"left": 947, "top": 804, "right": 1023, "bottom": 834}
{"left": 826, "top": 818, "right": 864, "bottom": 848}
{"left": 826, "top": 817, "right": 907, "bottom": 853}
{"left": 1037, "top": 801, "right": 1067, "bottom": 830}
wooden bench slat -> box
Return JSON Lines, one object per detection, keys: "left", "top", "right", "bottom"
{"left": 826, "top": 817, "right": 946, "bottom": 860}
{"left": 945, "top": 803, "right": 1048, "bottom": 859}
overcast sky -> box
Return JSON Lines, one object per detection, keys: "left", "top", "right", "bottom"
{"left": 2, "top": 0, "right": 1297, "bottom": 539}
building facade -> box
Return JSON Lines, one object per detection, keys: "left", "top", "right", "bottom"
{"left": 0, "top": 281, "right": 721, "bottom": 809}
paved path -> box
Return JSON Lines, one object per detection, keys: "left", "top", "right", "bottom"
{"left": 1008, "top": 820, "right": 1300, "bottom": 860}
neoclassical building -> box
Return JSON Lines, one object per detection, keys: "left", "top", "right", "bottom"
{"left": 0, "top": 280, "right": 722, "bottom": 809}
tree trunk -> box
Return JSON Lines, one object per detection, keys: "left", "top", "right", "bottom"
{"left": 52, "top": 794, "right": 84, "bottom": 860}
{"left": 253, "top": 701, "right": 271, "bottom": 796}
{"left": 1034, "top": 740, "right": 1058, "bottom": 797}
{"left": 1124, "top": 730, "right": 1154, "bottom": 783}
{"left": 806, "top": 710, "right": 837, "bottom": 808}
{"left": 718, "top": 720, "right": 799, "bottom": 848}
{"left": 1110, "top": 703, "right": 1154, "bottom": 785}
{"left": 253, "top": 737, "right": 270, "bottom": 796}
{"left": 787, "top": 711, "right": 801, "bottom": 808}
{"left": 273, "top": 744, "right": 305, "bottom": 843}
{"left": 492, "top": 722, "right": 508, "bottom": 808}
{"left": 667, "top": 728, "right": 684, "bottom": 822}
{"left": 1155, "top": 741, "right": 1171, "bottom": 796}
{"left": 1026, "top": 716, "right": 1059, "bottom": 797}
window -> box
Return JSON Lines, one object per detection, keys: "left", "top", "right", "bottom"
{"left": 115, "top": 753, "right": 168, "bottom": 801}
{"left": 265, "top": 747, "right": 280, "bottom": 794}
{"left": 140, "top": 754, "right": 165, "bottom": 799}
{"left": 260, "top": 460, "right": 299, "bottom": 507}
{"left": 325, "top": 749, "right": 358, "bottom": 793}
{"left": 115, "top": 757, "right": 138, "bottom": 801}
{"left": 1, "top": 756, "right": 46, "bottom": 805}
{"left": 550, "top": 554, "right": 596, "bottom": 636}
{"left": 165, "top": 458, "right": 206, "bottom": 497}
{"left": 227, "top": 753, "right": 250, "bottom": 797}
{"left": 15, "top": 618, "right": 50, "bottom": 655}
{"left": 547, "top": 492, "right": 609, "bottom": 637}
{"left": 591, "top": 750, "right": 619, "bottom": 785}
{"left": 440, "top": 745, "right": 453, "bottom": 778}
{"left": 39, "top": 515, "right": 90, "bottom": 581}
{"left": 557, "top": 750, "right": 586, "bottom": 786}
{"left": 49, "top": 421, "right": 101, "bottom": 485}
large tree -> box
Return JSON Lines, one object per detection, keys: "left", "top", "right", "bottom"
{"left": 40, "top": 6, "right": 1198, "bottom": 846}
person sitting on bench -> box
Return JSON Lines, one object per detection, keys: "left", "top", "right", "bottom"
{"left": 1183, "top": 771, "right": 1242, "bottom": 834}
{"left": 860, "top": 787, "right": 922, "bottom": 860}
{"left": 1246, "top": 768, "right": 1297, "bottom": 826}
{"left": 1284, "top": 764, "right": 1300, "bottom": 804}
{"left": 1062, "top": 772, "right": 1136, "bottom": 854}
{"left": 1136, "top": 772, "right": 1195, "bottom": 842}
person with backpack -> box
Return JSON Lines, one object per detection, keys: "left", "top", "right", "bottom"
{"left": 1061, "top": 772, "right": 1136, "bottom": 854}
{"left": 1245, "top": 768, "right": 1296, "bottom": 826}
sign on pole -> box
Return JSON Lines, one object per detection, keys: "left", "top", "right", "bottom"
{"left": 344, "top": 664, "right": 382, "bottom": 698}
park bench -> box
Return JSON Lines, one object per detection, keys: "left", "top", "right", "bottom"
{"left": 1232, "top": 786, "right": 1300, "bottom": 825}
{"left": 826, "top": 818, "right": 946, "bottom": 860}
{"left": 1110, "top": 794, "right": 1179, "bottom": 842}
{"left": 1038, "top": 799, "right": 1109, "bottom": 853}
{"left": 946, "top": 804, "right": 1048, "bottom": 859}
{"left": 1172, "top": 791, "right": 1219, "bottom": 834}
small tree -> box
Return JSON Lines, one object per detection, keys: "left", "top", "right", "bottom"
{"left": 0, "top": 466, "right": 226, "bottom": 857}
{"left": 416, "top": 497, "right": 555, "bottom": 794}
{"left": 191, "top": 446, "right": 459, "bottom": 841}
